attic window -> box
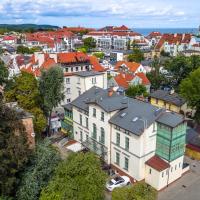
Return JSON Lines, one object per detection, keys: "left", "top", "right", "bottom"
{"left": 120, "top": 113, "right": 127, "bottom": 118}
{"left": 132, "top": 117, "right": 138, "bottom": 122}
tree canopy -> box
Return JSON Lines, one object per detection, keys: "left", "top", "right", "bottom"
{"left": 164, "top": 55, "right": 200, "bottom": 88}
{"left": 0, "top": 60, "right": 9, "bottom": 86}
{"left": 146, "top": 57, "right": 168, "bottom": 90}
{"left": 126, "top": 85, "right": 148, "bottom": 98}
{"left": 40, "top": 152, "right": 107, "bottom": 200}
{"left": 92, "top": 52, "right": 105, "bottom": 59}
{"left": 16, "top": 139, "right": 61, "bottom": 200}
{"left": 17, "top": 46, "right": 42, "bottom": 54}
{"left": 0, "top": 100, "right": 31, "bottom": 196}
{"left": 5, "top": 71, "right": 46, "bottom": 134}
{"left": 83, "top": 37, "right": 96, "bottom": 50}
{"left": 39, "top": 66, "right": 64, "bottom": 134}
{"left": 127, "top": 48, "right": 144, "bottom": 63}
{"left": 112, "top": 182, "right": 157, "bottom": 200}
{"left": 180, "top": 67, "right": 200, "bottom": 122}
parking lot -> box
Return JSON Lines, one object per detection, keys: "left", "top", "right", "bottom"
{"left": 158, "top": 156, "right": 200, "bottom": 200}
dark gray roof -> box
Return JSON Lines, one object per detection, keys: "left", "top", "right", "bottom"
{"left": 109, "top": 101, "right": 163, "bottom": 136}
{"left": 63, "top": 103, "right": 73, "bottom": 111}
{"left": 156, "top": 112, "right": 184, "bottom": 128}
{"left": 74, "top": 71, "right": 103, "bottom": 77}
{"left": 150, "top": 90, "right": 185, "bottom": 107}
{"left": 71, "top": 86, "right": 128, "bottom": 112}
{"left": 71, "top": 87, "right": 185, "bottom": 136}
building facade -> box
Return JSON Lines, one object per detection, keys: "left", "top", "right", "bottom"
{"left": 63, "top": 87, "right": 188, "bottom": 190}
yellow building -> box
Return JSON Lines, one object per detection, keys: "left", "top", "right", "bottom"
{"left": 150, "top": 90, "right": 193, "bottom": 116}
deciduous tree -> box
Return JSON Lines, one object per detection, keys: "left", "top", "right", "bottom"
{"left": 40, "top": 152, "right": 107, "bottom": 200}
{"left": 0, "top": 100, "right": 31, "bottom": 196}
{"left": 180, "top": 67, "right": 200, "bottom": 122}
{"left": 112, "top": 182, "right": 157, "bottom": 200}
{"left": 127, "top": 48, "right": 144, "bottom": 63}
{"left": 16, "top": 140, "right": 61, "bottom": 200}
{"left": 5, "top": 72, "right": 46, "bottom": 134}
{"left": 39, "top": 66, "right": 64, "bottom": 135}
{"left": 126, "top": 85, "right": 148, "bottom": 98}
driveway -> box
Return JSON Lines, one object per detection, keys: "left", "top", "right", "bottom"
{"left": 158, "top": 156, "right": 200, "bottom": 200}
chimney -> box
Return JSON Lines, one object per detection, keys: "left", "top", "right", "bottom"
{"left": 170, "top": 89, "right": 175, "bottom": 95}
{"left": 108, "top": 88, "right": 114, "bottom": 97}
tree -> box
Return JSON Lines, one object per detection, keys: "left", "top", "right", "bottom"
{"left": 160, "top": 50, "right": 170, "bottom": 57}
{"left": 17, "top": 46, "right": 31, "bottom": 54}
{"left": 127, "top": 48, "right": 144, "bottom": 63}
{"left": 146, "top": 57, "right": 167, "bottom": 90}
{"left": 16, "top": 139, "right": 61, "bottom": 200}
{"left": 164, "top": 56, "right": 191, "bottom": 87}
{"left": 5, "top": 72, "right": 46, "bottom": 134}
{"left": 83, "top": 37, "right": 96, "bottom": 50}
{"left": 92, "top": 52, "right": 105, "bottom": 59}
{"left": 126, "top": 85, "right": 148, "bottom": 98}
{"left": 180, "top": 67, "right": 200, "bottom": 122}
{"left": 0, "top": 100, "right": 31, "bottom": 196}
{"left": 112, "top": 182, "right": 157, "bottom": 200}
{"left": 39, "top": 66, "right": 64, "bottom": 135}
{"left": 0, "top": 60, "right": 9, "bottom": 86}
{"left": 40, "top": 152, "right": 107, "bottom": 200}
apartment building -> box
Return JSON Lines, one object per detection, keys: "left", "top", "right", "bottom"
{"left": 83, "top": 25, "right": 144, "bottom": 50}
{"left": 63, "top": 86, "right": 188, "bottom": 190}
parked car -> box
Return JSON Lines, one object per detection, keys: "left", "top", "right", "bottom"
{"left": 106, "top": 175, "right": 130, "bottom": 191}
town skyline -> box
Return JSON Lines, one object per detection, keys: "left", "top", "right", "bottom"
{"left": 0, "top": 0, "right": 199, "bottom": 28}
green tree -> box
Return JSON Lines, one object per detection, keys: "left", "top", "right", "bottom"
{"left": 39, "top": 66, "right": 64, "bottom": 135}
{"left": 0, "top": 60, "right": 9, "bottom": 86}
{"left": 17, "top": 46, "right": 31, "bottom": 54}
{"left": 16, "top": 139, "right": 61, "bottom": 200}
{"left": 5, "top": 72, "right": 46, "bottom": 134}
{"left": 164, "top": 56, "right": 191, "bottom": 87}
{"left": 126, "top": 85, "right": 148, "bottom": 98}
{"left": 112, "top": 182, "right": 157, "bottom": 200}
{"left": 40, "top": 152, "right": 107, "bottom": 200}
{"left": 146, "top": 57, "right": 167, "bottom": 90}
{"left": 127, "top": 48, "right": 144, "bottom": 63}
{"left": 83, "top": 37, "right": 96, "bottom": 50}
{"left": 92, "top": 52, "right": 105, "bottom": 59}
{"left": 0, "top": 100, "right": 31, "bottom": 196}
{"left": 180, "top": 67, "right": 200, "bottom": 122}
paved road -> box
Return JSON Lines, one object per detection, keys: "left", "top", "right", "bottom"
{"left": 158, "top": 157, "right": 200, "bottom": 200}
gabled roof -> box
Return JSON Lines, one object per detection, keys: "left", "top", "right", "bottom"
{"left": 115, "top": 61, "right": 141, "bottom": 73}
{"left": 41, "top": 58, "right": 56, "bottom": 70}
{"left": 146, "top": 155, "right": 170, "bottom": 171}
{"left": 150, "top": 90, "right": 185, "bottom": 107}
{"left": 89, "top": 56, "right": 105, "bottom": 72}
{"left": 136, "top": 73, "right": 150, "bottom": 85}
{"left": 57, "top": 52, "right": 89, "bottom": 63}
{"left": 114, "top": 73, "right": 134, "bottom": 89}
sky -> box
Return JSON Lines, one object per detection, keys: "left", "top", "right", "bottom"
{"left": 0, "top": 0, "right": 199, "bottom": 28}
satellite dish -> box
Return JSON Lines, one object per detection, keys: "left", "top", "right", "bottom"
{"left": 31, "top": 132, "right": 35, "bottom": 137}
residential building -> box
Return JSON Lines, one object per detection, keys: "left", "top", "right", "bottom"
{"left": 63, "top": 86, "right": 188, "bottom": 190}
{"left": 150, "top": 90, "right": 194, "bottom": 117}
{"left": 155, "top": 33, "right": 192, "bottom": 56}
{"left": 146, "top": 32, "right": 162, "bottom": 47}
{"left": 108, "top": 61, "right": 150, "bottom": 92}
{"left": 83, "top": 25, "right": 144, "bottom": 50}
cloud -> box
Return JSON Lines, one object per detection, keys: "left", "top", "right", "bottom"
{"left": 0, "top": 0, "right": 199, "bottom": 27}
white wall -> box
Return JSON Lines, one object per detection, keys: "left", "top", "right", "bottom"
{"left": 110, "top": 123, "right": 157, "bottom": 181}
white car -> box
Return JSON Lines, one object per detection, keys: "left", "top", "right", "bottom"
{"left": 106, "top": 176, "right": 130, "bottom": 191}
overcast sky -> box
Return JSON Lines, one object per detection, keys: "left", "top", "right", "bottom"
{"left": 0, "top": 0, "right": 199, "bottom": 28}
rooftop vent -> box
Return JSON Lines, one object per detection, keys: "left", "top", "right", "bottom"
{"left": 121, "top": 97, "right": 128, "bottom": 104}
{"left": 132, "top": 117, "right": 138, "bottom": 122}
{"left": 120, "top": 112, "right": 127, "bottom": 118}
{"left": 154, "top": 108, "right": 162, "bottom": 116}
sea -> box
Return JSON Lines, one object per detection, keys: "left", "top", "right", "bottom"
{"left": 133, "top": 28, "right": 199, "bottom": 36}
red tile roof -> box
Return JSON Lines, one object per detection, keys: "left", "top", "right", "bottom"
{"left": 114, "top": 73, "right": 134, "bottom": 88}
{"left": 57, "top": 52, "right": 89, "bottom": 63}
{"left": 41, "top": 58, "right": 56, "bottom": 70}
{"left": 146, "top": 155, "right": 170, "bottom": 171}
{"left": 115, "top": 61, "right": 141, "bottom": 73}
{"left": 89, "top": 56, "right": 105, "bottom": 72}
{"left": 147, "top": 31, "right": 162, "bottom": 38}
{"left": 136, "top": 72, "right": 150, "bottom": 85}
{"left": 3, "top": 36, "right": 16, "bottom": 41}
